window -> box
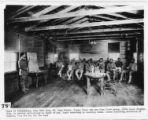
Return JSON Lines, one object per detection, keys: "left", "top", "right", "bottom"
{"left": 109, "top": 53, "right": 120, "bottom": 61}
{"left": 108, "top": 42, "right": 120, "bottom": 53}
{"left": 69, "top": 53, "right": 79, "bottom": 60}
{"left": 108, "top": 42, "right": 120, "bottom": 60}
{"left": 4, "top": 52, "right": 17, "bottom": 72}
{"left": 46, "top": 53, "right": 58, "bottom": 64}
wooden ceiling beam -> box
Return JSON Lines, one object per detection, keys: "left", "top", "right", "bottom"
{"left": 57, "top": 36, "right": 134, "bottom": 41}
{"left": 10, "top": 6, "right": 143, "bottom": 23}
{"left": 94, "top": 15, "right": 115, "bottom": 21}
{"left": 30, "top": 6, "right": 75, "bottom": 27}
{"left": 9, "top": 6, "right": 35, "bottom": 19}
{"left": 32, "top": 6, "right": 60, "bottom": 17}
{"left": 30, "top": 7, "right": 82, "bottom": 27}
{"left": 56, "top": 6, "right": 78, "bottom": 14}
{"left": 25, "top": 19, "right": 143, "bottom": 31}
{"left": 38, "top": 28, "right": 143, "bottom": 36}
{"left": 107, "top": 13, "right": 127, "bottom": 19}
{"left": 55, "top": 33, "right": 140, "bottom": 39}
{"left": 107, "top": 12, "right": 143, "bottom": 28}
{"left": 64, "top": 16, "right": 84, "bottom": 24}
{"left": 70, "top": 18, "right": 88, "bottom": 24}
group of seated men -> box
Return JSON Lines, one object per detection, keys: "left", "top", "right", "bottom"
{"left": 56, "top": 57, "right": 137, "bottom": 84}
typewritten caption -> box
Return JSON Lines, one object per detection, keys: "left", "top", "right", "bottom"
{"left": 5, "top": 107, "right": 146, "bottom": 118}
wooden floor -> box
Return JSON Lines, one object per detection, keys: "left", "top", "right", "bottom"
{"left": 12, "top": 78, "right": 144, "bottom": 108}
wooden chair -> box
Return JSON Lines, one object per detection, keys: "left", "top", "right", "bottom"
{"left": 103, "top": 80, "right": 117, "bottom": 96}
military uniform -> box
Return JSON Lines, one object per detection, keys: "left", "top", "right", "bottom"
{"left": 18, "top": 56, "right": 29, "bottom": 92}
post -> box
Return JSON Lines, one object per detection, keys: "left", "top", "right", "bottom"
{"left": 136, "top": 37, "right": 139, "bottom": 63}
{"left": 87, "top": 77, "right": 91, "bottom": 95}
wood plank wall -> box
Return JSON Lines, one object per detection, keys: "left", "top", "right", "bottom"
{"left": 45, "top": 40, "right": 128, "bottom": 64}
{"left": 5, "top": 31, "right": 45, "bottom": 67}
{"left": 120, "top": 41, "right": 128, "bottom": 63}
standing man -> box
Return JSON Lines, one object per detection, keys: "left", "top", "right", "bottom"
{"left": 18, "top": 52, "right": 29, "bottom": 93}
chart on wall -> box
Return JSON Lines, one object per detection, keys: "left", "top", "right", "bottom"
{"left": 27, "top": 52, "right": 39, "bottom": 72}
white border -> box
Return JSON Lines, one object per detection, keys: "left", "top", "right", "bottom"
{"left": 0, "top": 0, "right": 148, "bottom": 119}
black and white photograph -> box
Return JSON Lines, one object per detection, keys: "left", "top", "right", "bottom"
{"left": 4, "top": 3, "right": 144, "bottom": 108}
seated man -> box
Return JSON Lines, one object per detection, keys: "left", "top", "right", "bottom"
{"left": 67, "top": 61, "right": 75, "bottom": 80}
{"left": 98, "top": 58, "right": 105, "bottom": 73}
{"left": 115, "top": 58, "right": 123, "bottom": 80}
{"left": 75, "top": 61, "right": 84, "bottom": 80}
{"left": 120, "top": 58, "right": 137, "bottom": 83}
{"left": 115, "top": 58, "right": 123, "bottom": 73}
{"left": 85, "top": 61, "right": 111, "bottom": 95}
{"left": 105, "top": 57, "right": 110, "bottom": 73}
{"left": 106, "top": 59, "right": 116, "bottom": 80}
{"left": 57, "top": 64, "right": 64, "bottom": 78}
{"left": 85, "top": 62, "right": 110, "bottom": 81}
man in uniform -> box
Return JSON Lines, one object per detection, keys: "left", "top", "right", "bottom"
{"left": 98, "top": 58, "right": 105, "bottom": 73}
{"left": 105, "top": 57, "right": 110, "bottom": 73}
{"left": 75, "top": 61, "right": 84, "bottom": 80}
{"left": 107, "top": 58, "right": 116, "bottom": 80}
{"left": 120, "top": 58, "right": 137, "bottom": 83}
{"left": 18, "top": 52, "right": 29, "bottom": 93}
{"left": 115, "top": 58, "right": 123, "bottom": 71}
{"left": 115, "top": 58, "right": 123, "bottom": 80}
{"left": 67, "top": 61, "right": 74, "bottom": 80}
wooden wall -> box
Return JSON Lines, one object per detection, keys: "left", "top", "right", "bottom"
{"left": 5, "top": 30, "right": 45, "bottom": 67}
{"left": 4, "top": 30, "right": 45, "bottom": 101}
{"left": 120, "top": 41, "right": 128, "bottom": 63}
{"left": 51, "top": 40, "right": 128, "bottom": 62}
{"left": 80, "top": 40, "right": 114, "bottom": 60}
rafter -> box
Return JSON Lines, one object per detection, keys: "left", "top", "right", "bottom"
{"left": 70, "top": 18, "right": 88, "bottom": 24}
{"left": 53, "top": 18, "right": 69, "bottom": 24}
{"left": 64, "top": 16, "right": 84, "bottom": 24}
{"left": 128, "top": 10, "right": 139, "bottom": 14}
{"left": 32, "top": 6, "right": 60, "bottom": 17}
{"left": 9, "top": 6, "right": 35, "bottom": 19}
{"left": 45, "top": 28, "right": 142, "bottom": 36}
{"left": 107, "top": 12, "right": 143, "bottom": 28}
{"left": 28, "top": 6, "right": 81, "bottom": 29}
{"left": 25, "top": 19, "right": 143, "bottom": 31}
{"left": 57, "top": 36, "right": 134, "bottom": 41}
{"left": 14, "top": 6, "right": 29, "bottom": 14}
{"left": 56, "top": 6, "right": 78, "bottom": 14}
{"left": 94, "top": 15, "right": 115, "bottom": 21}
{"left": 10, "top": 6, "right": 143, "bottom": 23}
{"left": 55, "top": 33, "right": 140, "bottom": 39}
{"left": 108, "top": 13, "right": 127, "bottom": 19}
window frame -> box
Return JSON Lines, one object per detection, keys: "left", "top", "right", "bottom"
{"left": 4, "top": 51, "right": 18, "bottom": 73}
